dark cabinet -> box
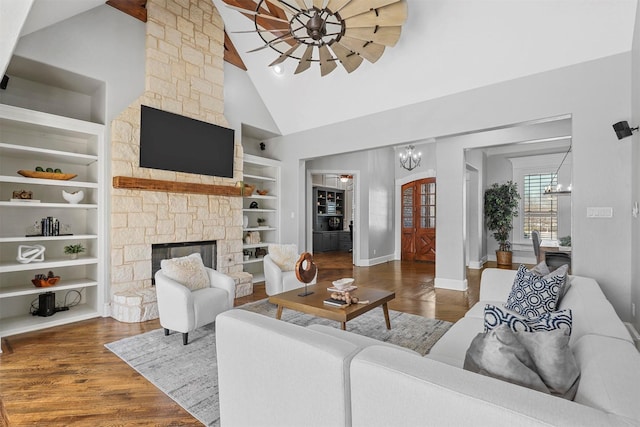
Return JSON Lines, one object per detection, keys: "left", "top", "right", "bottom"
{"left": 313, "top": 186, "right": 345, "bottom": 232}
{"left": 313, "top": 231, "right": 351, "bottom": 252}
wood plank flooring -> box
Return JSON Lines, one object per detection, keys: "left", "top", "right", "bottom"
{"left": 0, "top": 253, "right": 499, "bottom": 426}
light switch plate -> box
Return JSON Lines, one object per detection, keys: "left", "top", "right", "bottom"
{"left": 587, "top": 207, "right": 613, "bottom": 218}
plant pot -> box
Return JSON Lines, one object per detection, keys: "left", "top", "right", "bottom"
{"left": 69, "top": 253, "right": 78, "bottom": 260}
{"left": 496, "top": 250, "right": 512, "bottom": 268}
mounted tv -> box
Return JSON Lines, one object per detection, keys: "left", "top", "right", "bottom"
{"left": 139, "top": 105, "right": 235, "bottom": 178}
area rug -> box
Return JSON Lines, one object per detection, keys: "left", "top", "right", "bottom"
{"left": 105, "top": 299, "right": 452, "bottom": 426}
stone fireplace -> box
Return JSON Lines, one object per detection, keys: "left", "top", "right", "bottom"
{"left": 109, "top": 0, "right": 251, "bottom": 323}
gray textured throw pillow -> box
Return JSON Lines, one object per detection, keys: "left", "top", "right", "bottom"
{"left": 464, "top": 325, "right": 550, "bottom": 394}
{"left": 464, "top": 324, "right": 580, "bottom": 400}
{"left": 513, "top": 328, "right": 580, "bottom": 400}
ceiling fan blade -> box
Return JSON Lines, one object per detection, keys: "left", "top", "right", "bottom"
{"left": 266, "top": 0, "right": 299, "bottom": 16}
{"left": 319, "top": 45, "right": 338, "bottom": 76}
{"left": 231, "top": 28, "right": 289, "bottom": 33}
{"left": 313, "top": 0, "right": 325, "bottom": 9}
{"left": 247, "top": 34, "right": 295, "bottom": 52}
{"left": 338, "top": 0, "right": 398, "bottom": 20}
{"left": 268, "top": 43, "right": 303, "bottom": 66}
{"left": 224, "top": 3, "right": 290, "bottom": 23}
{"left": 337, "top": 36, "right": 385, "bottom": 63}
{"left": 326, "top": 0, "right": 351, "bottom": 13}
{"left": 343, "top": 26, "right": 402, "bottom": 46}
{"left": 343, "top": 0, "right": 407, "bottom": 28}
{"left": 329, "top": 42, "right": 363, "bottom": 73}
{"left": 294, "top": 45, "right": 314, "bottom": 74}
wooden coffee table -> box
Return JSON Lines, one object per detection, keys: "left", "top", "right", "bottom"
{"left": 268, "top": 283, "right": 395, "bottom": 330}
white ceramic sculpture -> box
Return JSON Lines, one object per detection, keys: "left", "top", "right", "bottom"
{"left": 17, "top": 244, "right": 45, "bottom": 263}
{"left": 62, "top": 190, "right": 84, "bottom": 204}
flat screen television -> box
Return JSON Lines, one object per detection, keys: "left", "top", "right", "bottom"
{"left": 139, "top": 105, "right": 235, "bottom": 178}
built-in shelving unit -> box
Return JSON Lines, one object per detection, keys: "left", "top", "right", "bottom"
{"left": 0, "top": 104, "right": 105, "bottom": 345}
{"left": 242, "top": 154, "right": 281, "bottom": 283}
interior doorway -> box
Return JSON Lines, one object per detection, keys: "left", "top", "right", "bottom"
{"left": 401, "top": 178, "right": 436, "bottom": 262}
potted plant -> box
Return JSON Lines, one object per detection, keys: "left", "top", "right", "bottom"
{"left": 257, "top": 217, "right": 267, "bottom": 227}
{"left": 64, "top": 243, "right": 85, "bottom": 260}
{"left": 484, "top": 181, "right": 520, "bottom": 267}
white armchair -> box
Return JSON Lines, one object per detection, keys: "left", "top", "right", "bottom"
{"left": 263, "top": 251, "right": 317, "bottom": 296}
{"left": 155, "top": 266, "right": 235, "bottom": 345}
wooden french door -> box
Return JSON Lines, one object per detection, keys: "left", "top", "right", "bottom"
{"left": 401, "top": 178, "right": 436, "bottom": 262}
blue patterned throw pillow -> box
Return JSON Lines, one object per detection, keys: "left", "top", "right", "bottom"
{"left": 504, "top": 264, "right": 566, "bottom": 318}
{"left": 484, "top": 304, "right": 572, "bottom": 335}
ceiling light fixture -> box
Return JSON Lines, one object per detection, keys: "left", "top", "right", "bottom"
{"left": 339, "top": 174, "right": 352, "bottom": 182}
{"left": 544, "top": 145, "right": 572, "bottom": 195}
{"left": 399, "top": 145, "right": 421, "bottom": 171}
{"left": 225, "top": 0, "right": 408, "bottom": 76}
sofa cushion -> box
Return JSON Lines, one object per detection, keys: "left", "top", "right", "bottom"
{"left": 558, "top": 276, "right": 632, "bottom": 345}
{"left": 427, "top": 316, "right": 485, "bottom": 368}
{"left": 268, "top": 244, "right": 298, "bottom": 271}
{"left": 484, "top": 304, "right": 572, "bottom": 334}
{"left": 572, "top": 334, "right": 640, "bottom": 421}
{"left": 464, "top": 325, "right": 580, "bottom": 399}
{"left": 504, "top": 264, "right": 567, "bottom": 318}
{"left": 160, "top": 252, "right": 209, "bottom": 291}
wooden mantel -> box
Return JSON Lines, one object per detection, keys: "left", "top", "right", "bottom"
{"left": 113, "top": 176, "right": 243, "bottom": 196}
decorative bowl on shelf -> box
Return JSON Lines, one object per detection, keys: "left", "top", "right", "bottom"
{"left": 332, "top": 278, "right": 355, "bottom": 291}
{"left": 18, "top": 170, "right": 77, "bottom": 180}
{"left": 257, "top": 189, "right": 269, "bottom": 195}
{"left": 31, "top": 276, "right": 60, "bottom": 288}
{"left": 243, "top": 184, "right": 255, "bottom": 196}
{"left": 62, "top": 190, "right": 84, "bottom": 204}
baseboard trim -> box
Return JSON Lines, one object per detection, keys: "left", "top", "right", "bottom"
{"left": 360, "top": 254, "right": 395, "bottom": 267}
{"left": 467, "top": 257, "right": 487, "bottom": 270}
{"left": 435, "top": 277, "right": 468, "bottom": 291}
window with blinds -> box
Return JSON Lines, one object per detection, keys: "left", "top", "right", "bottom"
{"left": 523, "top": 174, "right": 557, "bottom": 240}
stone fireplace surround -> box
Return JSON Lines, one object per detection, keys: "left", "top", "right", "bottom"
{"left": 109, "top": 0, "right": 252, "bottom": 323}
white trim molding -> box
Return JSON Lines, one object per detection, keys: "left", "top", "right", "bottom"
{"left": 435, "top": 277, "right": 468, "bottom": 291}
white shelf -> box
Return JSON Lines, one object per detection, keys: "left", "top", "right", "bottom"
{"left": 0, "top": 87, "right": 105, "bottom": 345}
{"left": 0, "top": 234, "right": 98, "bottom": 243}
{"left": 0, "top": 305, "right": 99, "bottom": 337}
{"left": 243, "top": 243, "right": 270, "bottom": 249}
{"left": 243, "top": 208, "right": 276, "bottom": 213}
{"left": 242, "top": 154, "right": 280, "bottom": 285}
{"left": 0, "top": 174, "right": 97, "bottom": 188}
{"left": 0, "top": 142, "right": 98, "bottom": 165}
{"left": 0, "top": 201, "right": 98, "bottom": 209}
{"left": 244, "top": 173, "right": 276, "bottom": 182}
{"left": 0, "top": 279, "right": 99, "bottom": 298}
{"left": 0, "top": 257, "right": 99, "bottom": 273}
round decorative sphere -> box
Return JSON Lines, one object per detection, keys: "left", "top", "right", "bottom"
{"left": 62, "top": 190, "right": 84, "bottom": 204}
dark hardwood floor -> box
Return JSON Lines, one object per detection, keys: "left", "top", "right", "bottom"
{"left": 0, "top": 252, "right": 499, "bottom": 426}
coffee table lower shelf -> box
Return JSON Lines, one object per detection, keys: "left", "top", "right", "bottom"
{"left": 268, "top": 283, "right": 395, "bottom": 331}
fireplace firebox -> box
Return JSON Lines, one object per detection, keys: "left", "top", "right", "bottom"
{"left": 151, "top": 240, "right": 216, "bottom": 285}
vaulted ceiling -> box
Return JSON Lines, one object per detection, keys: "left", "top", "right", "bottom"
{"left": 2, "top": 0, "right": 638, "bottom": 136}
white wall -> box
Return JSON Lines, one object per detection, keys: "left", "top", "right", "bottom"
{"left": 271, "top": 53, "right": 634, "bottom": 320}
{"left": 631, "top": 2, "right": 640, "bottom": 332}
{"left": 12, "top": 5, "right": 144, "bottom": 123}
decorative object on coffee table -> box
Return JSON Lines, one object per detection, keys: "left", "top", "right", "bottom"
{"left": 16, "top": 244, "right": 45, "bottom": 263}
{"left": 295, "top": 252, "right": 317, "bottom": 296}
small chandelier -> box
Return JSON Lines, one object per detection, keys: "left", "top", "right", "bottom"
{"left": 399, "top": 145, "right": 421, "bottom": 171}
{"left": 544, "top": 145, "right": 572, "bottom": 195}
{"left": 224, "top": 0, "right": 408, "bottom": 77}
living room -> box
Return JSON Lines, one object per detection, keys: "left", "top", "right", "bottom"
{"left": 1, "top": 0, "right": 640, "bottom": 424}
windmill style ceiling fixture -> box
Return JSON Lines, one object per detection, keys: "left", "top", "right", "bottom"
{"left": 224, "top": 0, "right": 408, "bottom": 76}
